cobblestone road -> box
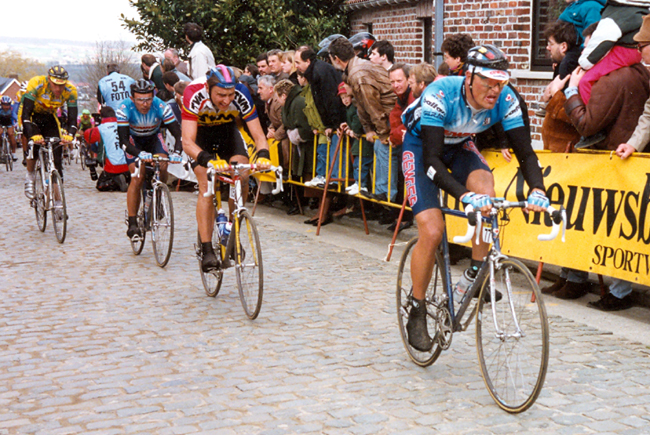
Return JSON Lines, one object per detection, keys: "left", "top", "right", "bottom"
{"left": 2, "top": 164, "right": 650, "bottom": 434}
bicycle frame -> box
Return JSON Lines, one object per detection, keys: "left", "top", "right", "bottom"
{"left": 33, "top": 138, "right": 62, "bottom": 211}
{"left": 131, "top": 156, "right": 169, "bottom": 231}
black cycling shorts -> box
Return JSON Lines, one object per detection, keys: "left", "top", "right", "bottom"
{"left": 28, "top": 112, "right": 64, "bottom": 175}
{"left": 192, "top": 123, "right": 248, "bottom": 169}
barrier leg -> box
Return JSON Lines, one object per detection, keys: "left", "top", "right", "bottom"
{"left": 384, "top": 195, "right": 408, "bottom": 262}
{"left": 359, "top": 197, "right": 369, "bottom": 235}
{"left": 316, "top": 138, "right": 342, "bottom": 236}
{"left": 531, "top": 262, "right": 543, "bottom": 303}
{"left": 598, "top": 274, "right": 606, "bottom": 297}
{"left": 252, "top": 181, "right": 261, "bottom": 217}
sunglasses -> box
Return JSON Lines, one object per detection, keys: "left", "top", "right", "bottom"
{"left": 475, "top": 73, "right": 508, "bottom": 91}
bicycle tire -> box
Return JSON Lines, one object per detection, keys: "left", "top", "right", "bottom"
{"left": 80, "top": 147, "right": 86, "bottom": 171}
{"left": 34, "top": 174, "right": 47, "bottom": 232}
{"left": 476, "top": 257, "right": 549, "bottom": 413}
{"left": 50, "top": 171, "right": 67, "bottom": 244}
{"left": 396, "top": 237, "right": 448, "bottom": 367}
{"left": 234, "top": 210, "right": 263, "bottom": 319}
{"left": 4, "top": 138, "right": 12, "bottom": 171}
{"left": 197, "top": 229, "right": 223, "bottom": 297}
{"left": 130, "top": 196, "right": 146, "bottom": 255}
{"left": 151, "top": 183, "right": 174, "bottom": 267}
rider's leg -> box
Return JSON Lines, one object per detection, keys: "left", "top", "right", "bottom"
{"left": 465, "top": 168, "right": 495, "bottom": 263}
{"left": 159, "top": 161, "right": 169, "bottom": 184}
{"left": 194, "top": 164, "right": 219, "bottom": 270}
{"left": 8, "top": 127, "right": 17, "bottom": 153}
{"left": 127, "top": 162, "right": 145, "bottom": 217}
{"left": 410, "top": 208, "right": 445, "bottom": 301}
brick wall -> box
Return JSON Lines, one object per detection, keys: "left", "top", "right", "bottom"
{"left": 347, "top": 0, "right": 550, "bottom": 144}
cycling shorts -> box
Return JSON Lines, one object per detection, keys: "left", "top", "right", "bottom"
{"left": 26, "top": 112, "right": 64, "bottom": 174}
{"left": 402, "top": 134, "right": 490, "bottom": 216}
{"left": 125, "top": 133, "right": 168, "bottom": 164}
{"left": 0, "top": 115, "right": 13, "bottom": 128}
{"left": 191, "top": 122, "right": 248, "bottom": 169}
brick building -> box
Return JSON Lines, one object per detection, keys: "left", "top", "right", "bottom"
{"left": 346, "top": 0, "right": 561, "bottom": 148}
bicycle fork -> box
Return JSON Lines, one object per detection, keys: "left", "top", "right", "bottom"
{"left": 488, "top": 254, "right": 525, "bottom": 341}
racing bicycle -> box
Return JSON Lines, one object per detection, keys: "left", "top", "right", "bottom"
{"left": 197, "top": 160, "right": 283, "bottom": 320}
{"left": 396, "top": 198, "right": 566, "bottom": 413}
{"left": 1, "top": 126, "right": 13, "bottom": 171}
{"left": 30, "top": 137, "right": 69, "bottom": 243}
{"left": 126, "top": 155, "right": 176, "bottom": 267}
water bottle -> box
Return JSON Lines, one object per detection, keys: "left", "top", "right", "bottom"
{"left": 216, "top": 209, "right": 228, "bottom": 243}
{"left": 144, "top": 190, "right": 152, "bottom": 217}
{"left": 221, "top": 222, "right": 232, "bottom": 246}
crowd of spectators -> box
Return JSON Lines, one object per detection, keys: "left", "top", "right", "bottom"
{"left": 88, "top": 7, "right": 650, "bottom": 311}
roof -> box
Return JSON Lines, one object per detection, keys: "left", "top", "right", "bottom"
{"left": 345, "top": 0, "right": 418, "bottom": 10}
{"left": 0, "top": 77, "right": 20, "bottom": 95}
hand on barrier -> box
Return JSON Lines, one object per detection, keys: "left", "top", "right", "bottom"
{"left": 138, "top": 151, "right": 152, "bottom": 162}
{"left": 461, "top": 192, "right": 491, "bottom": 212}
{"left": 526, "top": 190, "right": 549, "bottom": 211}
{"left": 208, "top": 158, "right": 229, "bottom": 172}
{"left": 30, "top": 134, "right": 44, "bottom": 144}
{"left": 169, "top": 153, "right": 183, "bottom": 164}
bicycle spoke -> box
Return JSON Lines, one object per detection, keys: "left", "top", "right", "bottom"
{"left": 234, "top": 211, "right": 263, "bottom": 319}
{"left": 151, "top": 184, "right": 174, "bottom": 267}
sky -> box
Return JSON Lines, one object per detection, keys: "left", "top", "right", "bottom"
{"left": 1, "top": 0, "right": 138, "bottom": 42}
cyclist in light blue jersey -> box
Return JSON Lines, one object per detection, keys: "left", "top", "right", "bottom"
{"left": 117, "top": 79, "right": 182, "bottom": 240}
{"left": 97, "top": 64, "right": 136, "bottom": 112}
{"left": 402, "top": 45, "right": 550, "bottom": 351}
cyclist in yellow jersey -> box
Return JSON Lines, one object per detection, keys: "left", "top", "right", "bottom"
{"left": 22, "top": 66, "right": 78, "bottom": 199}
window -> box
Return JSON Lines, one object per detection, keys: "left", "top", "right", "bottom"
{"left": 364, "top": 22, "right": 373, "bottom": 34}
{"left": 422, "top": 17, "right": 432, "bottom": 64}
{"left": 531, "top": 0, "right": 565, "bottom": 70}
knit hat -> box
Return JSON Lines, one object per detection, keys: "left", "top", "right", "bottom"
{"left": 337, "top": 82, "right": 347, "bottom": 96}
{"left": 634, "top": 14, "right": 650, "bottom": 43}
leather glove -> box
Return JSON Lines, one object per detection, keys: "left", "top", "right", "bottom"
{"left": 169, "top": 153, "right": 183, "bottom": 164}
{"left": 527, "top": 190, "right": 549, "bottom": 209}
{"left": 196, "top": 151, "right": 215, "bottom": 168}
{"left": 208, "top": 158, "right": 229, "bottom": 172}
{"left": 30, "top": 134, "right": 44, "bottom": 144}
{"left": 461, "top": 192, "right": 491, "bottom": 210}
{"left": 255, "top": 157, "right": 272, "bottom": 170}
{"left": 61, "top": 134, "right": 74, "bottom": 143}
{"left": 138, "top": 151, "right": 152, "bottom": 161}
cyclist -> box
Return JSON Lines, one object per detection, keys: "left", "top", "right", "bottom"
{"left": 22, "top": 66, "right": 78, "bottom": 199}
{"left": 181, "top": 64, "right": 271, "bottom": 272}
{"left": 117, "top": 79, "right": 182, "bottom": 240}
{"left": 0, "top": 96, "right": 18, "bottom": 162}
{"left": 97, "top": 64, "right": 136, "bottom": 112}
{"left": 78, "top": 109, "right": 95, "bottom": 133}
{"left": 401, "top": 45, "right": 550, "bottom": 351}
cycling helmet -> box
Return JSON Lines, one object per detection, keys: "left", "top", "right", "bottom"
{"left": 317, "top": 34, "right": 346, "bottom": 57}
{"left": 82, "top": 109, "right": 91, "bottom": 115}
{"left": 348, "top": 32, "right": 376, "bottom": 59}
{"left": 48, "top": 65, "right": 69, "bottom": 85}
{"left": 206, "top": 65, "right": 237, "bottom": 89}
{"left": 466, "top": 44, "right": 509, "bottom": 81}
{"left": 0, "top": 96, "right": 11, "bottom": 105}
{"left": 130, "top": 79, "right": 155, "bottom": 94}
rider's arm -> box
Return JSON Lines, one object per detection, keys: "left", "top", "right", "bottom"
{"left": 165, "top": 120, "right": 183, "bottom": 154}
{"left": 504, "top": 126, "right": 546, "bottom": 194}
{"left": 21, "top": 97, "right": 36, "bottom": 139}
{"left": 245, "top": 116, "right": 270, "bottom": 159}
{"left": 118, "top": 125, "right": 141, "bottom": 157}
{"left": 421, "top": 125, "right": 469, "bottom": 200}
{"left": 97, "top": 85, "right": 104, "bottom": 106}
{"left": 67, "top": 105, "right": 78, "bottom": 136}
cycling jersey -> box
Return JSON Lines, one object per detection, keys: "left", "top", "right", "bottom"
{"left": 97, "top": 72, "right": 136, "bottom": 111}
{"left": 116, "top": 96, "right": 176, "bottom": 137}
{"left": 23, "top": 75, "right": 78, "bottom": 115}
{"left": 78, "top": 115, "right": 94, "bottom": 131}
{"left": 182, "top": 79, "right": 258, "bottom": 126}
{"left": 402, "top": 76, "right": 523, "bottom": 143}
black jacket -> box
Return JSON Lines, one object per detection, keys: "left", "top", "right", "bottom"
{"left": 303, "top": 58, "right": 346, "bottom": 130}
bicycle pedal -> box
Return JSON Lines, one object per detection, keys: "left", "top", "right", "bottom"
{"left": 130, "top": 234, "right": 143, "bottom": 243}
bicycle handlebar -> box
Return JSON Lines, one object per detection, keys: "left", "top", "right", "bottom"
{"left": 203, "top": 163, "right": 283, "bottom": 198}
{"left": 131, "top": 155, "right": 178, "bottom": 178}
{"left": 452, "top": 200, "right": 567, "bottom": 245}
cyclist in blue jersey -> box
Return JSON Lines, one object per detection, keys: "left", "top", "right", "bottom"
{"left": 0, "top": 96, "right": 18, "bottom": 162}
{"left": 402, "top": 45, "right": 550, "bottom": 351}
{"left": 98, "top": 64, "right": 136, "bottom": 112}
{"left": 117, "top": 79, "right": 183, "bottom": 240}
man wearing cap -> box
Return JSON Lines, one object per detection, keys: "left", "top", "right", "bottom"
{"left": 22, "top": 65, "right": 78, "bottom": 199}
{"left": 400, "top": 45, "right": 549, "bottom": 351}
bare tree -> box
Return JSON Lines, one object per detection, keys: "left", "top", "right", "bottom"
{"left": 0, "top": 50, "right": 46, "bottom": 81}
{"left": 82, "top": 41, "right": 141, "bottom": 109}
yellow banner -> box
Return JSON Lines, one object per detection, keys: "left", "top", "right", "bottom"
{"left": 446, "top": 150, "right": 650, "bottom": 286}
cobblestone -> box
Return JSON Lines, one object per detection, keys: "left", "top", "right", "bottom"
{"left": 2, "top": 166, "right": 650, "bottom": 433}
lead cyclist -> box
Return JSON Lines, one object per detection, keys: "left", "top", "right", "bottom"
{"left": 401, "top": 45, "right": 550, "bottom": 351}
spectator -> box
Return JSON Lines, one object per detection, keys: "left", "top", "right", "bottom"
{"left": 338, "top": 82, "right": 372, "bottom": 197}
{"left": 256, "top": 53, "right": 269, "bottom": 76}
{"left": 437, "top": 62, "right": 450, "bottom": 77}
{"left": 267, "top": 49, "right": 290, "bottom": 81}
{"left": 239, "top": 66, "right": 259, "bottom": 95}
{"left": 441, "top": 33, "right": 475, "bottom": 76}
{"left": 164, "top": 48, "right": 189, "bottom": 76}
{"left": 295, "top": 45, "right": 347, "bottom": 194}
{"left": 162, "top": 58, "right": 191, "bottom": 82}
{"left": 276, "top": 78, "right": 314, "bottom": 213}
{"left": 184, "top": 22, "right": 216, "bottom": 79}
{"left": 162, "top": 72, "right": 182, "bottom": 121}
{"left": 141, "top": 54, "right": 165, "bottom": 93}
{"left": 558, "top": 0, "right": 605, "bottom": 48}
{"left": 540, "top": 20, "right": 582, "bottom": 152}
{"left": 548, "top": 18, "right": 650, "bottom": 305}
{"left": 97, "top": 64, "right": 136, "bottom": 112}
{"left": 259, "top": 75, "right": 289, "bottom": 170}
{"left": 369, "top": 40, "right": 395, "bottom": 70}
{"left": 281, "top": 50, "right": 299, "bottom": 84}
{"left": 328, "top": 37, "right": 397, "bottom": 204}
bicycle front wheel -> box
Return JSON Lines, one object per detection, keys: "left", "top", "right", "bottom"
{"left": 4, "top": 140, "right": 12, "bottom": 171}
{"left": 130, "top": 197, "right": 146, "bottom": 255}
{"left": 476, "top": 258, "right": 549, "bottom": 413}
{"left": 151, "top": 183, "right": 174, "bottom": 267}
{"left": 34, "top": 174, "right": 47, "bottom": 232}
{"left": 396, "top": 237, "right": 448, "bottom": 367}
{"left": 234, "top": 210, "right": 263, "bottom": 319}
{"left": 50, "top": 171, "right": 67, "bottom": 244}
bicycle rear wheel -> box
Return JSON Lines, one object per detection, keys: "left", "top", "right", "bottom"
{"left": 234, "top": 210, "right": 263, "bottom": 319}
{"left": 476, "top": 258, "right": 549, "bottom": 413}
{"left": 396, "top": 237, "right": 449, "bottom": 367}
{"left": 50, "top": 171, "right": 67, "bottom": 244}
{"left": 130, "top": 197, "right": 146, "bottom": 255}
{"left": 197, "top": 229, "right": 223, "bottom": 297}
{"left": 151, "top": 183, "right": 174, "bottom": 267}
{"left": 4, "top": 139, "right": 12, "bottom": 171}
{"left": 34, "top": 174, "right": 47, "bottom": 232}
